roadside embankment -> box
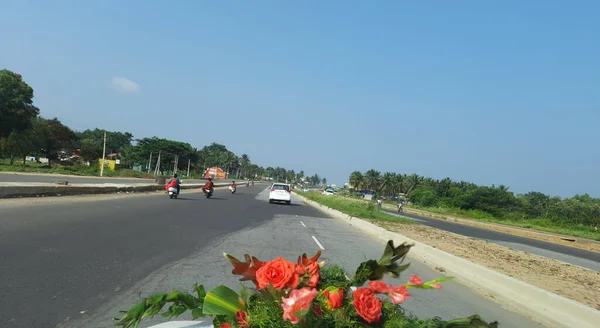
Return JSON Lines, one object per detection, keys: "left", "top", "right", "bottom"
{"left": 294, "top": 192, "right": 600, "bottom": 328}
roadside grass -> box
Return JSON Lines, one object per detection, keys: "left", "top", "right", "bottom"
{"left": 412, "top": 205, "right": 600, "bottom": 241}
{"left": 0, "top": 160, "right": 155, "bottom": 179}
{"left": 296, "top": 191, "right": 416, "bottom": 225}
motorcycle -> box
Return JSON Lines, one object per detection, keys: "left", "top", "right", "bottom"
{"left": 167, "top": 186, "right": 179, "bottom": 199}
{"left": 229, "top": 185, "right": 237, "bottom": 194}
{"left": 397, "top": 206, "right": 403, "bottom": 213}
{"left": 245, "top": 181, "right": 250, "bottom": 187}
{"left": 204, "top": 189, "right": 213, "bottom": 198}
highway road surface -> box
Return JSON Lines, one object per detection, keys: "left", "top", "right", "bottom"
{"left": 382, "top": 208, "right": 600, "bottom": 272}
{"left": 0, "top": 186, "right": 542, "bottom": 328}
{"left": 0, "top": 172, "right": 250, "bottom": 185}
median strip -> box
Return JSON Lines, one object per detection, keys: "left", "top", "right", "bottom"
{"left": 0, "top": 181, "right": 249, "bottom": 199}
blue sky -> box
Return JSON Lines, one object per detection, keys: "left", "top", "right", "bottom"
{"left": 1, "top": 1, "right": 599, "bottom": 197}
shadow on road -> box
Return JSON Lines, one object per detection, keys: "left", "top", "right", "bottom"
{"left": 271, "top": 202, "right": 302, "bottom": 207}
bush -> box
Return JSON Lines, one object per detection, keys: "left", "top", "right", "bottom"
{"left": 409, "top": 186, "right": 439, "bottom": 207}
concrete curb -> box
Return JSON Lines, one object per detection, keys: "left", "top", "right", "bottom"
{"left": 0, "top": 182, "right": 246, "bottom": 199}
{"left": 294, "top": 193, "right": 600, "bottom": 328}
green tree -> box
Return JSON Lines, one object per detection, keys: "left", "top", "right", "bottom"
{"left": 1, "top": 129, "right": 35, "bottom": 165}
{"left": 134, "top": 137, "right": 197, "bottom": 173}
{"left": 75, "top": 129, "right": 133, "bottom": 154}
{"left": 36, "top": 117, "right": 76, "bottom": 167}
{"left": 380, "top": 172, "right": 395, "bottom": 196}
{"left": 78, "top": 138, "right": 103, "bottom": 163}
{"left": 409, "top": 185, "right": 439, "bottom": 207}
{"left": 349, "top": 171, "right": 364, "bottom": 190}
{"left": 0, "top": 70, "right": 40, "bottom": 138}
{"left": 364, "top": 169, "right": 381, "bottom": 191}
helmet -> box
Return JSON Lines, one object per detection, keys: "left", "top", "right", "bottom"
{"left": 208, "top": 177, "right": 212, "bottom": 181}
{"left": 173, "top": 173, "right": 178, "bottom": 178}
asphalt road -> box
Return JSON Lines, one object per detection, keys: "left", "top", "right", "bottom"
{"left": 383, "top": 208, "right": 600, "bottom": 271}
{"left": 0, "top": 172, "right": 250, "bottom": 185}
{"left": 0, "top": 187, "right": 541, "bottom": 328}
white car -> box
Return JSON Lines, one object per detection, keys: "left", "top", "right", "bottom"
{"left": 269, "top": 183, "right": 292, "bottom": 204}
{"left": 322, "top": 189, "right": 335, "bottom": 196}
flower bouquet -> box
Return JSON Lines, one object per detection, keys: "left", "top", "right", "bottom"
{"left": 115, "top": 240, "right": 499, "bottom": 328}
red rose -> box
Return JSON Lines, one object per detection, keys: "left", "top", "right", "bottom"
{"left": 256, "top": 258, "right": 299, "bottom": 289}
{"left": 353, "top": 288, "right": 382, "bottom": 323}
{"left": 324, "top": 288, "right": 344, "bottom": 309}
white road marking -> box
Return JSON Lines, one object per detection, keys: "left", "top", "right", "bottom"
{"left": 311, "top": 236, "right": 325, "bottom": 250}
{"left": 300, "top": 221, "right": 307, "bottom": 228}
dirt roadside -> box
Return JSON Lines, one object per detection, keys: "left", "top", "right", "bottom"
{"left": 369, "top": 219, "right": 600, "bottom": 310}
{"left": 393, "top": 205, "right": 600, "bottom": 253}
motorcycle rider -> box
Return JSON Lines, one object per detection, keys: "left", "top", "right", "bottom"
{"left": 397, "top": 200, "right": 403, "bottom": 212}
{"left": 377, "top": 198, "right": 382, "bottom": 208}
{"left": 168, "top": 173, "right": 181, "bottom": 195}
{"left": 202, "top": 177, "right": 214, "bottom": 194}
{"left": 229, "top": 180, "right": 236, "bottom": 192}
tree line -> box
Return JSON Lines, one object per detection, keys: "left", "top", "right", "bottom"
{"left": 349, "top": 170, "right": 600, "bottom": 227}
{"left": 0, "top": 69, "right": 326, "bottom": 184}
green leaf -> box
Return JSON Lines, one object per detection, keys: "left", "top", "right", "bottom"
{"left": 192, "top": 308, "right": 204, "bottom": 319}
{"left": 442, "top": 314, "right": 499, "bottom": 328}
{"left": 428, "top": 276, "right": 454, "bottom": 284}
{"left": 387, "top": 262, "right": 411, "bottom": 278}
{"left": 194, "top": 284, "right": 206, "bottom": 300}
{"left": 203, "top": 285, "right": 244, "bottom": 316}
{"left": 378, "top": 240, "right": 412, "bottom": 266}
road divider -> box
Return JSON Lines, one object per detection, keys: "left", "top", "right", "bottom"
{"left": 294, "top": 192, "right": 600, "bottom": 328}
{"left": 0, "top": 181, "right": 260, "bottom": 199}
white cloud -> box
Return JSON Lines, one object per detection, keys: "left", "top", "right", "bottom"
{"left": 112, "top": 77, "right": 140, "bottom": 93}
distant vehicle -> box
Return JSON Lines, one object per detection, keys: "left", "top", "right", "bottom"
{"left": 269, "top": 183, "right": 291, "bottom": 204}
{"left": 322, "top": 189, "right": 335, "bottom": 196}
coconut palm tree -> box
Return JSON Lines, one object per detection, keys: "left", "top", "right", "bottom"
{"left": 380, "top": 172, "right": 395, "bottom": 196}
{"left": 349, "top": 171, "right": 364, "bottom": 190}
{"left": 364, "top": 169, "right": 381, "bottom": 191}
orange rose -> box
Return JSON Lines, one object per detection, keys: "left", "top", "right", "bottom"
{"left": 218, "top": 323, "right": 231, "bottom": 328}
{"left": 256, "top": 258, "right": 299, "bottom": 289}
{"left": 353, "top": 288, "right": 382, "bottom": 323}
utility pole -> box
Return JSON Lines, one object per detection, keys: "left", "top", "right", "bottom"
{"left": 187, "top": 159, "right": 191, "bottom": 177}
{"left": 173, "top": 155, "right": 179, "bottom": 174}
{"left": 154, "top": 151, "right": 161, "bottom": 175}
{"left": 147, "top": 152, "right": 152, "bottom": 173}
{"left": 100, "top": 131, "right": 107, "bottom": 177}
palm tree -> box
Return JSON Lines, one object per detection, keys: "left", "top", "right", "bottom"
{"left": 380, "top": 172, "right": 395, "bottom": 196}
{"left": 349, "top": 171, "right": 364, "bottom": 190}
{"left": 407, "top": 174, "right": 422, "bottom": 193}
{"left": 364, "top": 169, "right": 381, "bottom": 191}
{"left": 392, "top": 174, "right": 406, "bottom": 195}
{"left": 240, "top": 154, "right": 250, "bottom": 178}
